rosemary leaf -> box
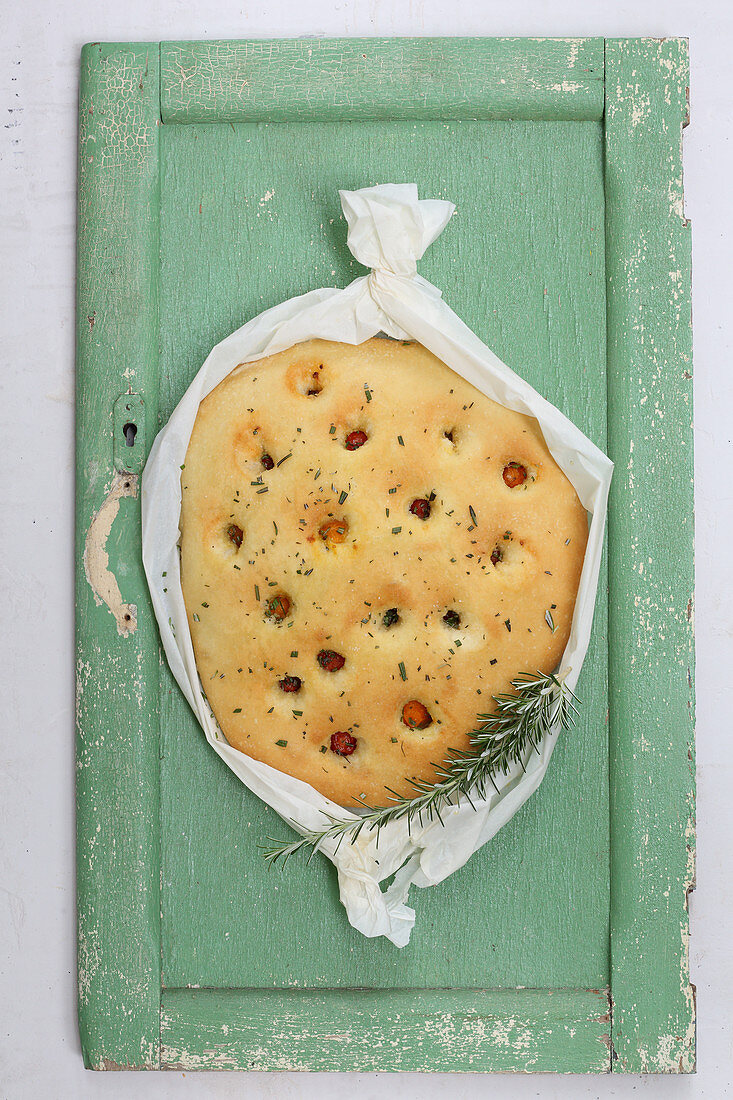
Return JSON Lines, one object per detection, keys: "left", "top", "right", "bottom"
{"left": 259, "top": 671, "right": 578, "bottom": 866}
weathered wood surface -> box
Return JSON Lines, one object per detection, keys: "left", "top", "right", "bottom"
{"left": 158, "top": 115, "right": 609, "bottom": 996}
{"left": 75, "top": 42, "right": 161, "bottom": 1069}
{"left": 160, "top": 988, "right": 611, "bottom": 1073}
{"left": 605, "top": 38, "right": 695, "bottom": 1073}
{"left": 161, "top": 37, "right": 604, "bottom": 123}
{"left": 75, "top": 36, "right": 694, "bottom": 1074}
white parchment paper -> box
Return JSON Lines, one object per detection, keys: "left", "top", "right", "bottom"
{"left": 142, "top": 184, "right": 613, "bottom": 948}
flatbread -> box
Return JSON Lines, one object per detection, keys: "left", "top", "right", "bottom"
{"left": 180, "top": 338, "right": 587, "bottom": 806}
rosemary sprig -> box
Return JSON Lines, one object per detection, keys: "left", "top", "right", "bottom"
{"left": 260, "top": 671, "right": 578, "bottom": 867}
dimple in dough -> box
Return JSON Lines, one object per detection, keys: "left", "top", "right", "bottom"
{"left": 180, "top": 338, "right": 588, "bottom": 807}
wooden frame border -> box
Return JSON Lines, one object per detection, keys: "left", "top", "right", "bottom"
{"left": 160, "top": 38, "right": 604, "bottom": 123}
{"left": 160, "top": 988, "right": 610, "bottom": 1073}
{"left": 605, "top": 38, "right": 695, "bottom": 1073}
{"left": 76, "top": 37, "right": 694, "bottom": 1073}
{"left": 76, "top": 42, "right": 162, "bottom": 1069}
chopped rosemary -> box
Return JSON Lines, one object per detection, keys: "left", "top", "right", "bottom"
{"left": 254, "top": 585, "right": 260, "bottom": 601}
{"left": 233, "top": 708, "right": 242, "bottom": 713}
{"left": 398, "top": 661, "right": 407, "bottom": 681}
{"left": 469, "top": 505, "right": 478, "bottom": 526}
{"left": 276, "top": 453, "right": 292, "bottom": 466}
{"left": 365, "top": 384, "right": 372, "bottom": 402}
{"left": 339, "top": 490, "right": 348, "bottom": 504}
{"left": 275, "top": 739, "right": 288, "bottom": 748}
{"left": 397, "top": 435, "right": 404, "bottom": 446}
{"left": 545, "top": 610, "right": 557, "bottom": 633}
{"left": 392, "top": 526, "right": 402, "bottom": 535}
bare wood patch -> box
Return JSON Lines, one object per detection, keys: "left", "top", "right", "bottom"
{"left": 83, "top": 472, "right": 138, "bottom": 635}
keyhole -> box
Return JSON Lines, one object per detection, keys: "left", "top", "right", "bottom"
{"left": 123, "top": 422, "right": 137, "bottom": 447}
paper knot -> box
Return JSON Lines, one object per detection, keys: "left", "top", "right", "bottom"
{"left": 340, "top": 184, "right": 455, "bottom": 277}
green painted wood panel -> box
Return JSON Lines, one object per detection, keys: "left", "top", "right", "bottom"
{"left": 76, "top": 36, "right": 694, "bottom": 1073}
{"left": 160, "top": 988, "right": 611, "bottom": 1072}
{"left": 161, "top": 37, "right": 604, "bottom": 124}
{"left": 75, "top": 42, "right": 161, "bottom": 1069}
{"left": 605, "top": 39, "right": 695, "bottom": 1073}
{"left": 158, "top": 118, "right": 609, "bottom": 992}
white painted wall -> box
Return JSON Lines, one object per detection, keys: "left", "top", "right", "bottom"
{"left": 2, "top": 1, "right": 731, "bottom": 1096}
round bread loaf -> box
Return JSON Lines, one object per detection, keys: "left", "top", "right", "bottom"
{"left": 180, "top": 338, "right": 587, "bottom": 807}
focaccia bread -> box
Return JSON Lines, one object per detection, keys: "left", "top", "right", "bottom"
{"left": 180, "top": 338, "right": 588, "bottom": 806}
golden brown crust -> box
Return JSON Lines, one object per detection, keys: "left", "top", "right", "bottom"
{"left": 180, "top": 338, "right": 588, "bottom": 806}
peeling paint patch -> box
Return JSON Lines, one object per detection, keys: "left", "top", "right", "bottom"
{"left": 83, "top": 472, "right": 138, "bottom": 635}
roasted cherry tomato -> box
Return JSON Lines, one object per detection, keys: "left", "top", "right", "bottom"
{"left": 409, "top": 497, "right": 431, "bottom": 520}
{"left": 330, "top": 731, "right": 357, "bottom": 756}
{"left": 317, "top": 649, "right": 345, "bottom": 672}
{"left": 266, "top": 594, "right": 291, "bottom": 620}
{"left": 319, "top": 518, "right": 349, "bottom": 546}
{"left": 502, "top": 463, "right": 527, "bottom": 488}
{"left": 227, "top": 523, "right": 244, "bottom": 549}
{"left": 402, "top": 700, "right": 433, "bottom": 730}
{"left": 345, "top": 429, "right": 368, "bottom": 450}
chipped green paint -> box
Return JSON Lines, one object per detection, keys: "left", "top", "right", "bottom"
{"left": 76, "top": 42, "right": 161, "bottom": 1069}
{"left": 605, "top": 38, "right": 695, "bottom": 1073}
{"left": 76, "top": 37, "right": 693, "bottom": 1074}
{"left": 160, "top": 988, "right": 611, "bottom": 1073}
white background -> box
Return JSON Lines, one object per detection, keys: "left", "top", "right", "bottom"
{"left": 2, "top": 0, "right": 731, "bottom": 1097}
